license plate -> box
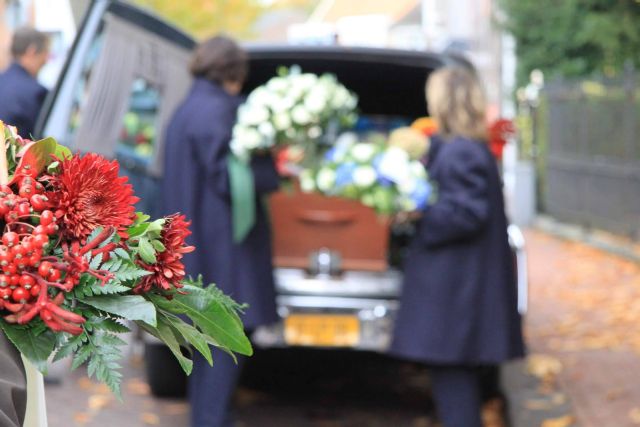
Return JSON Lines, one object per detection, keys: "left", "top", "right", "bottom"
{"left": 284, "top": 314, "right": 360, "bottom": 347}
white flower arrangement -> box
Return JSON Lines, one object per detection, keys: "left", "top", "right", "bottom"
{"left": 230, "top": 66, "right": 358, "bottom": 161}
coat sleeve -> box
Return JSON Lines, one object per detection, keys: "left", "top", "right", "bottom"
{"left": 416, "top": 142, "right": 491, "bottom": 247}
{"left": 250, "top": 153, "right": 280, "bottom": 194}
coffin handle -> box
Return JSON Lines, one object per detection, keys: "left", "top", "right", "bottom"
{"left": 296, "top": 210, "right": 356, "bottom": 225}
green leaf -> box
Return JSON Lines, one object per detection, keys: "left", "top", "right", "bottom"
{"left": 80, "top": 296, "right": 157, "bottom": 326}
{"left": 71, "top": 343, "right": 92, "bottom": 370}
{"left": 113, "top": 264, "right": 151, "bottom": 282}
{"left": 11, "top": 137, "right": 58, "bottom": 181}
{"left": 161, "top": 312, "right": 212, "bottom": 366}
{"left": 139, "top": 320, "right": 193, "bottom": 375}
{"left": 54, "top": 143, "right": 72, "bottom": 160}
{"left": 53, "top": 332, "right": 87, "bottom": 362}
{"left": 151, "top": 240, "right": 166, "bottom": 252}
{"left": 0, "top": 323, "right": 56, "bottom": 372}
{"left": 89, "top": 253, "right": 103, "bottom": 270}
{"left": 91, "top": 318, "right": 131, "bottom": 334}
{"left": 138, "top": 238, "right": 156, "bottom": 264}
{"left": 146, "top": 219, "right": 165, "bottom": 235}
{"left": 149, "top": 286, "right": 252, "bottom": 356}
{"left": 113, "top": 248, "right": 131, "bottom": 260}
{"left": 126, "top": 222, "right": 149, "bottom": 238}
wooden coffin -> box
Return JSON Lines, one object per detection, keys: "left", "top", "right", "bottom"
{"left": 269, "top": 188, "right": 390, "bottom": 272}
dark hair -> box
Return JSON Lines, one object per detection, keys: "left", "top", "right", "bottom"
{"left": 189, "top": 35, "right": 248, "bottom": 85}
{"left": 11, "top": 26, "right": 48, "bottom": 58}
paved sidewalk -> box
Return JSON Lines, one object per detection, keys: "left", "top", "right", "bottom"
{"left": 44, "top": 229, "right": 640, "bottom": 427}
{"left": 521, "top": 229, "right": 640, "bottom": 427}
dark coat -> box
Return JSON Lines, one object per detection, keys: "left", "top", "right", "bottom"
{"left": 0, "top": 63, "right": 47, "bottom": 137}
{"left": 161, "top": 78, "right": 279, "bottom": 329}
{"left": 391, "top": 135, "right": 525, "bottom": 365}
{"left": 0, "top": 334, "right": 26, "bottom": 426}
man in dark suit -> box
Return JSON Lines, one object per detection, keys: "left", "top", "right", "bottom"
{"left": 0, "top": 26, "right": 49, "bottom": 138}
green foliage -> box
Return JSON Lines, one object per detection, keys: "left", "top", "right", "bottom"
{"left": 80, "top": 296, "right": 157, "bottom": 327}
{"left": 132, "top": 0, "right": 266, "bottom": 40}
{"left": 0, "top": 322, "right": 56, "bottom": 372}
{"left": 148, "top": 283, "right": 252, "bottom": 356}
{"left": 499, "top": 0, "right": 640, "bottom": 85}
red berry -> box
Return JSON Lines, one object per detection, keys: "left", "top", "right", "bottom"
{"left": 4, "top": 212, "right": 18, "bottom": 223}
{"left": 19, "top": 274, "right": 35, "bottom": 288}
{"left": 0, "top": 203, "right": 8, "bottom": 216}
{"left": 18, "top": 185, "right": 33, "bottom": 198}
{"left": 38, "top": 261, "right": 53, "bottom": 277}
{"left": 34, "top": 182, "right": 44, "bottom": 193}
{"left": 0, "top": 288, "right": 11, "bottom": 299}
{"left": 12, "top": 245, "right": 26, "bottom": 256}
{"left": 30, "top": 284, "right": 40, "bottom": 297}
{"left": 30, "top": 194, "right": 48, "bottom": 211}
{"left": 33, "top": 225, "right": 47, "bottom": 236}
{"left": 16, "top": 202, "right": 30, "bottom": 217}
{"left": 0, "top": 275, "right": 8, "bottom": 287}
{"left": 28, "top": 254, "right": 41, "bottom": 267}
{"left": 9, "top": 275, "right": 19, "bottom": 286}
{"left": 48, "top": 268, "right": 61, "bottom": 282}
{"left": 32, "top": 234, "right": 48, "bottom": 249}
{"left": 2, "top": 232, "right": 19, "bottom": 247}
{"left": 0, "top": 185, "right": 12, "bottom": 194}
{"left": 46, "top": 224, "right": 58, "bottom": 235}
{"left": 20, "top": 239, "right": 33, "bottom": 255}
{"left": 40, "top": 210, "right": 54, "bottom": 226}
{"left": 11, "top": 287, "right": 28, "bottom": 302}
{"left": 3, "top": 264, "right": 16, "bottom": 275}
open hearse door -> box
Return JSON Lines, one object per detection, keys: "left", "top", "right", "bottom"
{"left": 36, "top": 0, "right": 528, "bottom": 396}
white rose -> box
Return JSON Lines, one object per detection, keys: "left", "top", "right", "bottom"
{"left": 258, "top": 122, "right": 276, "bottom": 140}
{"left": 351, "top": 143, "right": 376, "bottom": 163}
{"left": 267, "top": 77, "right": 288, "bottom": 93}
{"left": 292, "top": 105, "right": 312, "bottom": 126}
{"left": 397, "top": 177, "right": 418, "bottom": 195}
{"left": 239, "top": 104, "right": 270, "bottom": 126}
{"left": 304, "top": 91, "right": 328, "bottom": 114}
{"left": 378, "top": 147, "right": 411, "bottom": 183}
{"left": 316, "top": 168, "right": 336, "bottom": 192}
{"left": 240, "top": 128, "right": 262, "bottom": 150}
{"left": 273, "top": 112, "right": 292, "bottom": 131}
{"left": 307, "top": 126, "right": 322, "bottom": 139}
{"left": 353, "top": 166, "right": 377, "bottom": 188}
{"left": 248, "top": 87, "right": 271, "bottom": 107}
{"left": 409, "top": 161, "right": 427, "bottom": 179}
{"left": 299, "top": 170, "right": 316, "bottom": 193}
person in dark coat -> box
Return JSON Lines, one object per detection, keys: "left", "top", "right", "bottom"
{"left": 0, "top": 334, "right": 26, "bottom": 426}
{"left": 390, "top": 67, "right": 525, "bottom": 427}
{"left": 0, "top": 27, "right": 49, "bottom": 138}
{"left": 161, "top": 35, "right": 279, "bottom": 427}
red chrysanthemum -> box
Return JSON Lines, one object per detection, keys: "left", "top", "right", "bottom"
{"left": 47, "top": 153, "right": 139, "bottom": 240}
{"left": 134, "top": 214, "right": 195, "bottom": 294}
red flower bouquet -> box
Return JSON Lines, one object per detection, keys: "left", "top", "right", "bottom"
{"left": 0, "top": 123, "right": 251, "bottom": 396}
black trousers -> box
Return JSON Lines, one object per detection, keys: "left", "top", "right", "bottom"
{"left": 429, "top": 365, "right": 502, "bottom": 427}
{"left": 189, "top": 347, "right": 246, "bottom": 427}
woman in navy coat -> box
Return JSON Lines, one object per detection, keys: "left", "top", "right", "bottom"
{"left": 391, "top": 67, "right": 525, "bottom": 427}
{"left": 161, "top": 36, "right": 279, "bottom": 427}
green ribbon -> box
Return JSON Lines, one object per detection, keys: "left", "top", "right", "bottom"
{"left": 228, "top": 154, "right": 255, "bottom": 243}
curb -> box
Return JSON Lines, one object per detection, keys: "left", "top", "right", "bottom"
{"left": 531, "top": 215, "right": 640, "bottom": 263}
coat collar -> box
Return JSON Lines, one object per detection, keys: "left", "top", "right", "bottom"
{"left": 7, "top": 62, "right": 33, "bottom": 78}
{"left": 191, "top": 77, "right": 232, "bottom": 97}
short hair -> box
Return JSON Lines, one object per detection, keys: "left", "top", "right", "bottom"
{"left": 189, "top": 35, "right": 248, "bottom": 85}
{"left": 11, "top": 27, "right": 48, "bottom": 58}
{"left": 426, "top": 66, "right": 488, "bottom": 141}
